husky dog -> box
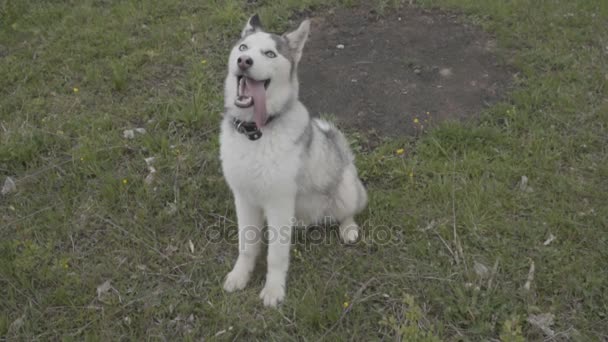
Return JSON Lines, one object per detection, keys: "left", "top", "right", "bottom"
{"left": 219, "top": 15, "right": 367, "bottom": 307}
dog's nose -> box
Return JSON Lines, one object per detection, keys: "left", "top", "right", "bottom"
{"left": 237, "top": 56, "right": 253, "bottom": 70}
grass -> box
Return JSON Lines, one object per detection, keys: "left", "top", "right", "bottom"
{"left": 1, "top": 0, "right": 607, "bottom": 340}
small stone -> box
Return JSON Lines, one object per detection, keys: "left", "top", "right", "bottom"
{"left": 336, "top": 44, "right": 345, "bottom": 49}
{"left": 439, "top": 68, "right": 452, "bottom": 77}
{"left": 123, "top": 130, "right": 135, "bottom": 139}
{"left": 414, "top": 69, "right": 421, "bottom": 75}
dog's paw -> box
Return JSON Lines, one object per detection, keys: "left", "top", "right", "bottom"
{"left": 259, "top": 282, "right": 285, "bottom": 307}
{"left": 223, "top": 270, "right": 250, "bottom": 292}
{"left": 339, "top": 223, "right": 359, "bottom": 244}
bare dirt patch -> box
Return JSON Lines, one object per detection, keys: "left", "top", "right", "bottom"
{"left": 299, "top": 5, "right": 513, "bottom": 137}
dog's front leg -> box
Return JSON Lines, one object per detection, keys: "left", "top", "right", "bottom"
{"left": 260, "top": 198, "right": 295, "bottom": 307}
{"left": 224, "top": 195, "right": 264, "bottom": 292}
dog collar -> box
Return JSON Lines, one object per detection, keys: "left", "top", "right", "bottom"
{"left": 231, "top": 116, "right": 276, "bottom": 141}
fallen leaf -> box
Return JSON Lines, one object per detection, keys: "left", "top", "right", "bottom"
{"left": 164, "top": 202, "right": 177, "bottom": 216}
{"left": 474, "top": 261, "right": 489, "bottom": 278}
{"left": 543, "top": 233, "right": 556, "bottom": 246}
{"left": 144, "top": 157, "right": 156, "bottom": 166}
{"left": 165, "top": 245, "right": 178, "bottom": 255}
{"left": 144, "top": 166, "right": 157, "bottom": 185}
{"left": 527, "top": 313, "right": 555, "bottom": 337}
{"left": 519, "top": 175, "right": 534, "bottom": 192}
{"left": 524, "top": 260, "right": 535, "bottom": 291}
{"left": 1, "top": 176, "right": 16, "bottom": 195}
{"left": 144, "top": 157, "right": 157, "bottom": 185}
{"left": 97, "top": 280, "right": 112, "bottom": 299}
{"left": 9, "top": 315, "right": 25, "bottom": 333}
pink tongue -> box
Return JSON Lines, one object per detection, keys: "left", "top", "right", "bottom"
{"left": 244, "top": 78, "right": 267, "bottom": 128}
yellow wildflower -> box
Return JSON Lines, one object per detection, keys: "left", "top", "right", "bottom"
{"left": 396, "top": 148, "right": 405, "bottom": 155}
{"left": 343, "top": 301, "right": 349, "bottom": 309}
{"left": 201, "top": 59, "right": 207, "bottom": 65}
{"left": 413, "top": 118, "right": 420, "bottom": 124}
{"left": 409, "top": 172, "right": 414, "bottom": 178}
{"left": 73, "top": 87, "right": 79, "bottom": 93}
{"left": 122, "top": 178, "right": 128, "bottom": 185}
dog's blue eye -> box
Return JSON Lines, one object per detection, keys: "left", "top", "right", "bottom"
{"left": 265, "top": 51, "right": 277, "bottom": 58}
{"left": 239, "top": 44, "right": 248, "bottom": 51}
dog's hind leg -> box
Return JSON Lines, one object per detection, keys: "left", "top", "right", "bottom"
{"left": 331, "top": 165, "right": 368, "bottom": 244}
{"left": 224, "top": 195, "right": 264, "bottom": 292}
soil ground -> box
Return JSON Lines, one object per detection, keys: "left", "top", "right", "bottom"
{"left": 300, "top": 5, "right": 513, "bottom": 136}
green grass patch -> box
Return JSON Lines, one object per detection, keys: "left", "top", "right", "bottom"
{"left": 1, "top": 0, "right": 607, "bottom": 340}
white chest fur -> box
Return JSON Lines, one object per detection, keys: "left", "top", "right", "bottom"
{"left": 219, "top": 117, "right": 303, "bottom": 203}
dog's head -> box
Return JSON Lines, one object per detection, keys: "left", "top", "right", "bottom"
{"left": 224, "top": 15, "right": 310, "bottom": 128}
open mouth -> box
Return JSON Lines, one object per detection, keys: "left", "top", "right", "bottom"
{"left": 234, "top": 75, "right": 270, "bottom": 128}
{"left": 235, "top": 75, "right": 270, "bottom": 109}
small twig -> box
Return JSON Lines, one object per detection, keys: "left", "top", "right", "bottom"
{"left": 69, "top": 234, "right": 76, "bottom": 253}
{"left": 198, "top": 126, "right": 219, "bottom": 138}
{"left": 208, "top": 213, "right": 236, "bottom": 225}
{"left": 375, "top": 272, "right": 457, "bottom": 282}
{"left": 322, "top": 259, "right": 338, "bottom": 294}
{"left": 4, "top": 205, "right": 56, "bottom": 227}
{"left": 451, "top": 156, "right": 467, "bottom": 271}
{"left": 97, "top": 215, "right": 171, "bottom": 263}
{"left": 174, "top": 158, "right": 180, "bottom": 205}
{"left": 419, "top": 218, "right": 448, "bottom": 232}
{"left": 487, "top": 259, "right": 500, "bottom": 290}
{"left": 7, "top": 145, "right": 123, "bottom": 185}
{"left": 0, "top": 276, "right": 41, "bottom": 307}
{"left": 524, "top": 259, "right": 535, "bottom": 291}
{"left": 320, "top": 277, "right": 376, "bottom": 341}
{"left": 435, "top": 231, "right": 458, "bottom": 264}
{"left": 15, "top": 158, "right": 72, "bottom": 183}
{"left": 196, "top": 159, "right": 208, "bottom": 178}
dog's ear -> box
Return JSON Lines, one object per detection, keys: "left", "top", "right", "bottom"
{"left": 241, "top": 14, "right": 263, "bottom": 38}
{"left": 284, "top": 19, "right": 310, "bottom": 63}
